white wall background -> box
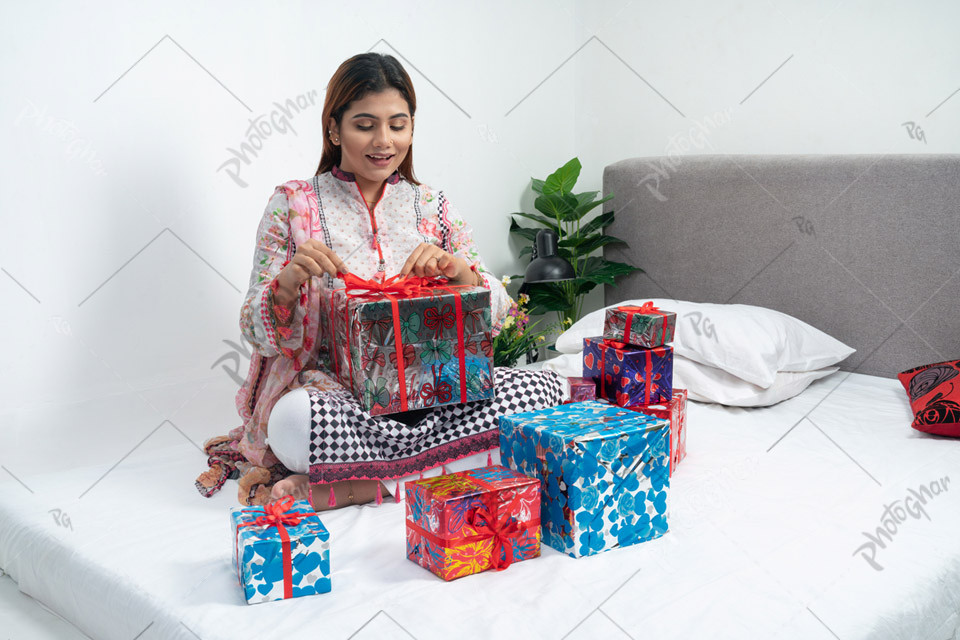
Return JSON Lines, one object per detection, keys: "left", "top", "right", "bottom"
{"left": 1, "top": 0, "right": 957, "bottom": 416}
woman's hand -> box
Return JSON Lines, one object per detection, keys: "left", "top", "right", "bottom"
{"left": 400, "top": 243, "right": 478, "bottom": 285}
{"left": 276, "top": 239, "right": 347, "bottom": 301}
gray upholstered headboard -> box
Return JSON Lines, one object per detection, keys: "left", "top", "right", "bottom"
{"left": 603, "top": 154, "right": 960, "bottom": 378}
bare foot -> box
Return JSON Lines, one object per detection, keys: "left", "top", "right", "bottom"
{"left": 270, "top": 474, "right": 311, "bottom": 503}
{"left": 270, "top": 475, "right": 388, "bottom": 511}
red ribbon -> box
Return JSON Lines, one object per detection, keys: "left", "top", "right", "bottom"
{"left": 597, "top": 339, "right": 661, "bottom": 404}
{"left": 236, "top": 496, "right": 318, "bottom": 600}
{"left": 616, "top": 301, "right": 669, "bottom": 346}
{"left": 341, "top": 272, "right": 429, "bottom": 298}
{"left": 406, "top": 496, "right": 538, "bottom": 572}
{"left": 329, "top": 274, "right": 471, "bottom": 412}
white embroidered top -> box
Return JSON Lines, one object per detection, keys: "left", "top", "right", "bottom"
{"left": 231, "top": 168, "right": 510, "bottom": 468}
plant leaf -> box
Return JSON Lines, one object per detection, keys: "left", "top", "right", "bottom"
{"left": 559, "top": 234, "right": 627, "bottom": 257}
{"left": 573, "top": 191, "right": 599, "bottom": 208}
{"left": 531, "top": 178, "right": 545, "bottom": 194}
{"left": 534, "top": 193, "right": 579, "bottom": 220}
{"left": 518, "top": 246, "right": 533, "bottom": 258}
{"left": 580, "top": 210, "right": 615, "bottom": 236}
{"left": 573, "top": 193, "right": 614, "bottom": 219}
{"left": 578, "top": 257, "right": 643, "bottom": 285}
{"left": 542, "top": 158, "right": 582, "bottom": 195}
{"left": 511, "top": 212, "right": 559, "bottom": 232}
{"left": 575, "top": 278, "right": 598, "bottom": 296}
{"left": 509, "top": 219, "right": 540, "bottom": 243}
{"left": 525, "top": 282, "right": 575, "bottom": 315}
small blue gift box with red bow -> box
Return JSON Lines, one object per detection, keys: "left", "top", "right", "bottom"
{"left": 499, "top": 401, "right": 670, "bottom": 558}
{"left": 230, "top": 497, "right": 331, "bottom": 604}
{"left": 583, "top": 337, "right": 673, "bottom": 406}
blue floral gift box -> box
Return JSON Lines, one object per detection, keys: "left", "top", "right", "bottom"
{"left": 230, "top": 497, "right": 331, "bottom": 605}
{"left": 499, "top": 401, "right": 670, "bottom": 558}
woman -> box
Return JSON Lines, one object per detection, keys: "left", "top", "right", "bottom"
{"left": 196, "top": 53, "right": 564, "bottom": 509}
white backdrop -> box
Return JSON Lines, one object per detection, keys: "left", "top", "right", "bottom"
{"left": 1, "top": 0, "right": 958, "bottom": 415}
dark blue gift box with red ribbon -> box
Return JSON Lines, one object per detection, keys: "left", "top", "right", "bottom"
{"left": 582, "top": 336, "right": 673, "bottom": 406}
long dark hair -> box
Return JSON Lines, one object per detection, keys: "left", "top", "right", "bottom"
{"left": 315, "top": 53, "right": 419, "bottom": 184}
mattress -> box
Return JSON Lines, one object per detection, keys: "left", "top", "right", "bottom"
{"left": 2, "top": 369, "right": 959, "bottom": 640}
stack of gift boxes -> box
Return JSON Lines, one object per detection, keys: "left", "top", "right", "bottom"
{"left": 229, "top": 283, "right": 691, "bottom": 598}
{"left": 582, "top": 302, "right": 688, "bottom": 476}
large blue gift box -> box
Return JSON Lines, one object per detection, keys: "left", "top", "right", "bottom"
{"left": 499, "top": 400, "right": 670, "bottom": 558}
{"left": 230, "top": 497, "right": 331, "bottom": 604}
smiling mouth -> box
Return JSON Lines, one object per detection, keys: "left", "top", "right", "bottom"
{"left": 367, "top": 154, "right": 394, "bottom": 160}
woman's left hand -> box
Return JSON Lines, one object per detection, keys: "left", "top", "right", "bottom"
{"left": 400, "top": 243, "right": 475, "bottom": 285}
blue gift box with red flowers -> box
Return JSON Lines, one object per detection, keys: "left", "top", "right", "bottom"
{"left": 499, "top": 401, "right": 670, "bottom": 558}
{"left": 582, "top": 337, "right": 673, "bottom": 406}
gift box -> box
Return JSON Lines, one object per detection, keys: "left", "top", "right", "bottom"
{"left": 628, "top": 389, "right": 687, "bottom": 476}
{"left": 567, "top": 376, "right": 597, "bottom": 403}
{"left": 603, "top": 302, "right": 676, "bottom": 348}
{"left": 321, "top": 274, "right": 495, "bottom": 415}
{"left": 500, "top": 401, "right": 670, "bottom": 558}
{"left": 583, "top": 337, "right": 673, "bottom": 405}
{"left": 405, "top": 465, "right": 541, "bottom": 581}
{"left": 230, "top": 497, "right": 331, "bottom": 604}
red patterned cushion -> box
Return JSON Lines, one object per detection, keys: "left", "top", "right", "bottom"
{"left": 898, "top": 360, "right": 960, "bottom": 436}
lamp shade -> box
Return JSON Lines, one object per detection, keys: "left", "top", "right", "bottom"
{"left": 524, "top": 229, "right": 576, "bottom": 283}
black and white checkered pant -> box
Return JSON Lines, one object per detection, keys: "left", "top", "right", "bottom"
{"left": 293, "top": 367, "right": 565, "bottom": 485}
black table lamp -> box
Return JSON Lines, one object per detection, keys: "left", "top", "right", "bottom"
{"left": 524, "top": 229, "right": 576, "bottom": 283}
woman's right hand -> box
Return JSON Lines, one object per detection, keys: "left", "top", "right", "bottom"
{"left": 276, "top": 239, "right": 348, "bottom": 295}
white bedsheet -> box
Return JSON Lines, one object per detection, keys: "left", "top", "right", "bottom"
{"left": 2, "top": 368, "right": 959, "bottom": 640}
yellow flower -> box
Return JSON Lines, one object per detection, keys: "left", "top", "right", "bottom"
{"left": 500, "top": 275, "right": 511, "bottom": 286}
{"left": 502, "top": 315, "right": 515, "bottom": 329}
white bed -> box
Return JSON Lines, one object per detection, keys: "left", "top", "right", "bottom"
{"left": 3, "top": 365, "right": 959, "bottom": 640}
{"left": 5, "top": 153, "right": 958, "bottom": 638}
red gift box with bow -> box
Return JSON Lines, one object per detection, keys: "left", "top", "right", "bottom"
{"left": 319, "top": 274, "right": 495, "bottom": 415}
{"left": 628, "top": 389, "right": 688, "bottom": 476}
{"left": 603, "top": 301, "right": 676, "bottom": 348}
{"left": 405, "top": 465, "right": 541, "bottom": 580}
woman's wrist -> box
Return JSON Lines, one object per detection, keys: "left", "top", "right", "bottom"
{"left": 271, "top": 266, "right": 300, "bottom": 324}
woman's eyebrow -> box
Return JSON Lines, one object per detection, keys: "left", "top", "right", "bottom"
{"left": 350, "top": 112, "right": 410, "bottom": 119}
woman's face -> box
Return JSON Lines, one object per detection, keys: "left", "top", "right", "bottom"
{"left": 330, "top": 88, "right": 413, "bottom": 197}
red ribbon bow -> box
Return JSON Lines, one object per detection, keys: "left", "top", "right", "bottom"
{"left": 236, "top": 496, "right": 318, "bottom": 600}
{"left": 616, "top": 301, "right": 668, "bottom": 346}
{"left": 341, "top": 273, "right": 432, "bottom": 298}
{"left": 329, "top": 273, "right": 470, "bottom": 412}
{"left": 468, "top": 501, "right": 524, "bottom": 571}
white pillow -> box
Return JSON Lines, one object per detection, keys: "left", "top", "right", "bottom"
{"left": 554, "top": 299, "right": 854, "bottom": 388}
{"left": 533, "top": 351, "right": 838, "bottom": 408}
{"left": 674, "top": 356, "right": 838, "bottom": 407}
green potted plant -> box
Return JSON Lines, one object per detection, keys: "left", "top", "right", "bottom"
{"left": 509, "top": 157, "right": 642, "bottom": 328}
{"left": 490, "top": 292, "right": 560, "bottom": 367}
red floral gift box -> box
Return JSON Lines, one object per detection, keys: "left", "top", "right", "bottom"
{"left": 628, "top": 389, "right": 688, "bottom": 476}
{"left": 320, "top": 274, "right": 495, "bottom": 416}
{"left": 603, "top": 302, "right": 676, "bottom": 348}
{"left": 405, "top": 465, "right": 541, "bottom": 581}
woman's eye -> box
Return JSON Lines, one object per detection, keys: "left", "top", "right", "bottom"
{"left": 356, "top": 125, "right": 373, "bottom": 131}
{"left": 391, "top": 125, "right": 406, "bottom": 131}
